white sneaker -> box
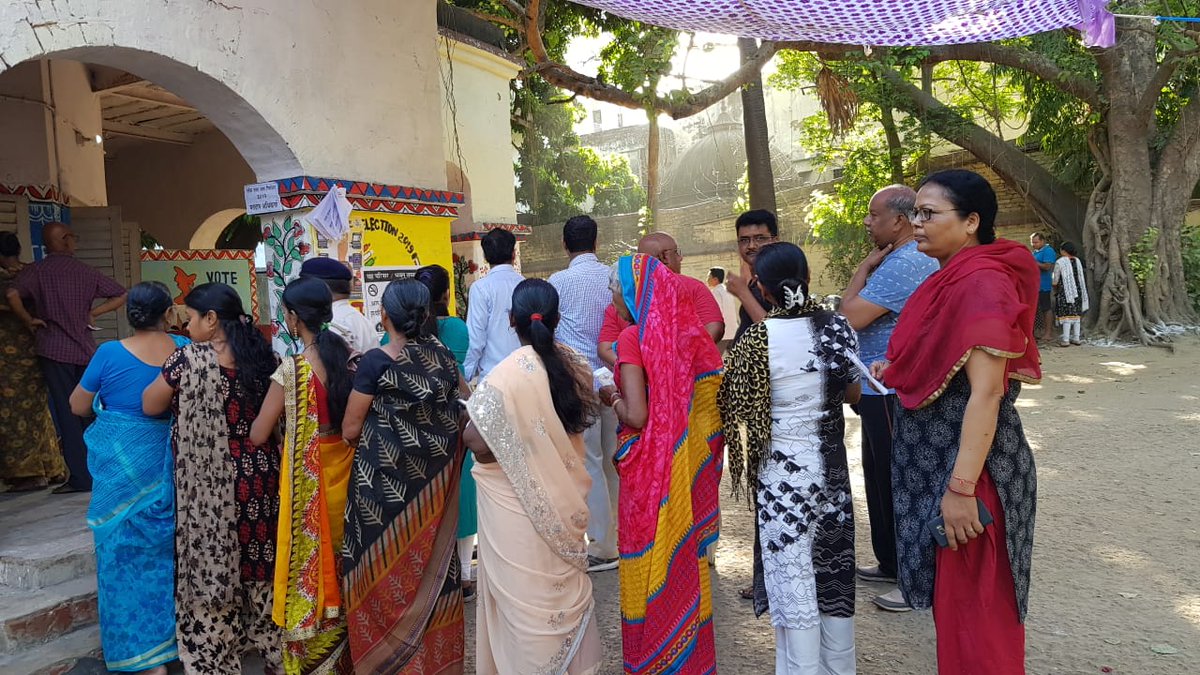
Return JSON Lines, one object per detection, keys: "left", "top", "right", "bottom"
{"left": 873, "top": 588, "right": 912, "bottom": 613}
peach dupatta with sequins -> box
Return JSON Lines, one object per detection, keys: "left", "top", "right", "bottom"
{"left": 466, "top": 345, "right": 602, "bottom": 675}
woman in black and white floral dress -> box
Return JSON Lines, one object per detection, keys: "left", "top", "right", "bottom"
{"left": 720, "top": 242, "right": 861, "bottom": 675}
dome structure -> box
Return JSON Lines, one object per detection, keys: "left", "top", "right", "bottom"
{"left": 659, "top": 109, "right": 797, "bottom": 209}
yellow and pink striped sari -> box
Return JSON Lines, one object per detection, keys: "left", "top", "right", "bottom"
{"left": 614, "top": 254, "right": 724, "bottom": 674}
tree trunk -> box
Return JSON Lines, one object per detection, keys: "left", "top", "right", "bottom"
{"left": 1089, "top": 31, "right": 1194, "bottom": 342}
{"left": 919, "top": 63, "right": 933, "bottom": 175}
{"left": 739, "top": 37, "right": 777, "bottom": 212}
{"left": 879, "top": 104, "right": 905, "bottom": 184}
{"left": 646, "top": 108, "right": 661, "bottom": 229}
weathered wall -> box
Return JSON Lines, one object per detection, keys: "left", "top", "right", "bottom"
{"left": 0, "top": 62, "right": 53, "bottom": 188}
{"left": 0, "top": 60, "right": 106, "bottom": 205}
{"left": 48, "top": 60, "right": 106, "bottom": 205}
{"left": 105, "top": 130, "right": 254, "bottom": 248}
{"left": 0, "top": 0, "right": 448, "bottom": 188}
{"left": 438, "top": 37, "right": 521, "bottom": 232}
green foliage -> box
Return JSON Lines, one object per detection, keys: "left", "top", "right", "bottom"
{"left": 1183, "top": 224, "right": 1200, "bottom": 313}
{"left": 597, "top": 22, "right": 678, "bottom": 105}
{"left": 1130, "top": 228, "right": 1160, "bottom": 291}
{"left": 798, "top": 108, "right": 921, "bottom": 287}
{"left": 514, "top": 91, "right": 644, "bottom": 223}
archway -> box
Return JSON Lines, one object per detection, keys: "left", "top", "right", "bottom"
{"left": 190, "top": 208, "right": 250, "bottom": 249}
{"left": 38, "top": 47, "right": 302, "bottom": 180}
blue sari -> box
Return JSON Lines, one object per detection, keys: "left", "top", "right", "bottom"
{"left": 85, "top": 405, "right": 178, "bottom": 671}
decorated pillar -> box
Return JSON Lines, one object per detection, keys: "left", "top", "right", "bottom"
{"left": 450, "top": 222, "right": 532, "bottom": 318}
{"left": 247, "top": 176, "right": 463, "bottom": 354}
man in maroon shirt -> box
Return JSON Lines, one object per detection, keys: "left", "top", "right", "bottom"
{"left": 6, "top": 222, "right": 126, "bottom": 492}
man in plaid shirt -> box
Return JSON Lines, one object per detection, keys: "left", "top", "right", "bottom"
{"left": 548, "top": 215, "right": 621, "bottom": 572}
{"left": 6, "top": 222, "right": 126, "bottom": 492}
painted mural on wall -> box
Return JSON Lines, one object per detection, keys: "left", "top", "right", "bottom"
{"left": 260, "top": 210, "right": 453, "bottom": 353}
{"left": 141, "top": 249, "right": 260, "bottom": 321}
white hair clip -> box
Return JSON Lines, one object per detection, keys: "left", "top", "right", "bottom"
{"left": 782, "top": 285, "right": 806, "bottom": 310}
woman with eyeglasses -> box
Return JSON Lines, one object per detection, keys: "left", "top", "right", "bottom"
{"left": 873, "top": 170, "right": 1040, "bottom": 674}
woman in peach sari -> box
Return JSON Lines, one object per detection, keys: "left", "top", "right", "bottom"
{"left": 464, "top": 279, "right": 602, "bottom": 675}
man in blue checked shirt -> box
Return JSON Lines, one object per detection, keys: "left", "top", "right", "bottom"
{"left": 548, "top": 215, "right": 621, "bottom": 573}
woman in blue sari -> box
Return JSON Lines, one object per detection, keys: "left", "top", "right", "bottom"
{"left": 71, "top": 282, "right": 188, "bottom": 674}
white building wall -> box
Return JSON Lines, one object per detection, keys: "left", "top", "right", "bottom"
{"left": 438, "top": 38, "right": 521, "bottom": 230}
{"left": 0, "top": 0, "right": 449, "bottom": 189}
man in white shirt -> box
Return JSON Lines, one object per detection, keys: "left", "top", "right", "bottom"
{"left": 707, "top": 267, "right": 740, "bottom": 355}
{"left": 549, "top": 215, "right": 620, "bottom": 572}
{"left": 300, "top": 257, "right": 378, "bottom": 354}
{"left": 463, "top": 229, "right": 524, "bottom": 381}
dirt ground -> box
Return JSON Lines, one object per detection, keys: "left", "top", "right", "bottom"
{"left": 462, "top": 334, "right": 1200, "bottom": 674}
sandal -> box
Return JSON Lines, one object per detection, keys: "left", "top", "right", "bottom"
{"left": 739, "top": 585, "right": 754, "bottom": 600}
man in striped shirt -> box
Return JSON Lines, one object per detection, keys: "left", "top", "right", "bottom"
{"left": 548, "top": 215, "right": 620, "bottom": 572}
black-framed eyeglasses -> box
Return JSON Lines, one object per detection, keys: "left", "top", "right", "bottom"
{"left": 737, "top": 234, "right": 776, "bottom": 247}
{"left": 908, "top": 207, "right": 954, "bottom": 223}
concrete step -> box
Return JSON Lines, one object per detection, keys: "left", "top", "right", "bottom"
{"left": 0, "top": 575, "right": 98, "bottom": 655}
{"left": 0, "top": 625, "right": 101, "bottom": 675}
{"left": 0, "top": 490, "right": 94, "bottom": 591}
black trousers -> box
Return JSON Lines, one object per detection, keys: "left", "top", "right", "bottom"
{"left": 38, "top": 357, "right": 92, "bottom": 490}
{"left": 858, "top": 393, "right": 898, "bottom": 576}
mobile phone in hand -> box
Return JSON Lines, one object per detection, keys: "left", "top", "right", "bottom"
{"left": 927, "top": 498, "right": 994, "bottom": 548}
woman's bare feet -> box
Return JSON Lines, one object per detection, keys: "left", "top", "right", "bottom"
{"left": 139, "top": 666, "right": 167, "bottom": 675}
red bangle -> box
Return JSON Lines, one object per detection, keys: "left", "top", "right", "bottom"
{"left": 950, "top": 474, "right": 977, "bottom": 490}
{"left": 947, "top": 484, "right": 975, "bottom": 497}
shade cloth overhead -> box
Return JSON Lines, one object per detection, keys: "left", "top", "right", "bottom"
{"left": 570, "top": 0, "right": 1114, "bottom": 47}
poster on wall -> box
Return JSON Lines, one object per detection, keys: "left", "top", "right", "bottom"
{"left": 362, "top": 266, "right": 418, "bottom": 334}
{"left": 141, "top": 249, "right": 259, "bottom": 321}
{"left": 260, "top": 210, "right": 452, "bottom": 354}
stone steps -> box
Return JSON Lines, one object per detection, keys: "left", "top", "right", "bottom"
{"left": 0, "top": 625, "right": 101, "bottom": 675}
{"left": 0, "top": 490, "right": 100, "bottom": 673}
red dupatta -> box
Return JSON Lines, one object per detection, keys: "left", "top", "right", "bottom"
{"left": 885, "top": 238, "right": 1042, "bottom": 410}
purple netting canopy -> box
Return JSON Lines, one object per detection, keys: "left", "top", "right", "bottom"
{"left": 570, "top": 0, "right": 1114, "bottom": 47}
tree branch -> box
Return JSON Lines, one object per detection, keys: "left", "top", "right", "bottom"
{"left": 1136, "top": 47, "right": 1200, "bottom": 119}
{"left": 878, "top": 68, "right": 1087, "bottom": 241}
{"left": 775, "top": 40, "right": 1102, "bottom": 107}
{"left": 519, "top": 0, "right": 780, "bottom": 119}
{"left": 462, "top": 7, "right": 519, "bottom": 31}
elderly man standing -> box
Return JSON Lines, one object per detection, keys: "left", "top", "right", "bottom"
{"left": 597, "top": 231, "right": 725, "bottom": 368}
{"left": 299, "top": 256, "right": 378, "bottom": 354}
{"left": 549, "top": 215, "right": 621, "bottom": 572}
{"left": 1030, "top": 232, "right": 1058, "bottom": 342}
{"left": 6, "top": 222, "right": 126, "bottom": 493}
{"left": 839, "top": 185, "right": 939, "bottom": 611}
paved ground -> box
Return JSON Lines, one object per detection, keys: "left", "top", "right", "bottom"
{"left": 55, "top": 336, "right": 1200, "bottom": 673}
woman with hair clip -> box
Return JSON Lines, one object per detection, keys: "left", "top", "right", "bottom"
{"left": 69, "top": 281, "right": 188, "bottom": 674}
{"left": 718, "top": 242, "right": 861, "bottom": 674}
{"left": 463, "top": 278, "right": 602, "bottom": 674}
{"left": 142, "top": 282, "right": 283, "bottom": 674}
{"left": 250, "top": 276, "right": 355, "bottom": 675}
{"left": 413, "top": 263, "right": 478, "bottom": 601}
{"left": 339, "top": 278, "right": 467, "bottom": 674}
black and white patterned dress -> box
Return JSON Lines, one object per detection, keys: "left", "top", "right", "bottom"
{"left": 892, "top": 372, "right": 1037, "bottom": 619}
{"left": 757, "top": 314, "right": 860, "bottom": 629}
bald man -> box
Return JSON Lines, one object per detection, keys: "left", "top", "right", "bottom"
{"left": 839, "top": 186, "right": 939, "bottom": 611}
{"left": 597, "top": 232, "right": 725, "bottom": 368}
{"left": 7, "top": 222, "right": 126, "bottom": 492}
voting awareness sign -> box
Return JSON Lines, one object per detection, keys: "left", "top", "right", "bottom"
{"left": 141, "top": 249, "right": 260, "bottom": 321}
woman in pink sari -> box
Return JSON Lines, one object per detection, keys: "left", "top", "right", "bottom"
{"left": 464, "top": 279, "right": 603, "bottom": 675}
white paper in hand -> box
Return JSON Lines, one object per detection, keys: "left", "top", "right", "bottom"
{"left": 593, "top": 367, "right": 615, "bottom": 389}
{"left": 845, "top": 350, "right": 889, "bottom": 394}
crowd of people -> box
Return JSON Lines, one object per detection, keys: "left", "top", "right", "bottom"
{"left": 0, "top": 168, "right": 1059, "bottom": 674}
